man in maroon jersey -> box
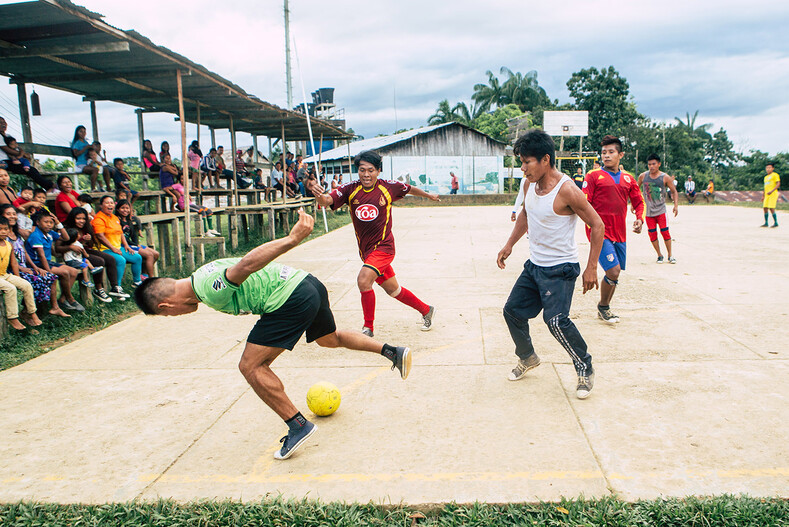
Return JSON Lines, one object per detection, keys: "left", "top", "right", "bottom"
{"left": 308, "top": 150, "right": 439, "bottom": 336}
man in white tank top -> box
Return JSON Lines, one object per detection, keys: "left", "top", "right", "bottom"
{"left": 497, "top": 130, "right": 605, "bottom": 399}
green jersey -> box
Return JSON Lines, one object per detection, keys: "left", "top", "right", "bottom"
{"left": 190, "top": 258, "right": 308, "bottom": 315}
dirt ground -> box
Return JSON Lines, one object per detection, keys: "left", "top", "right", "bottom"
{"left": 0, "top": 204, "right": 787, "bottom": 504}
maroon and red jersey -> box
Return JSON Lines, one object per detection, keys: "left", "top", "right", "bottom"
{"left": 330, "top": 179, "right": 411, "bottom": 260}
{"left": 583, "top": 168, "right": 645, "bottom": 243}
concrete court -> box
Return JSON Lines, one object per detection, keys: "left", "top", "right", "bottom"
{"left": 0, "top": 203, "right": 787, "bottom": 505}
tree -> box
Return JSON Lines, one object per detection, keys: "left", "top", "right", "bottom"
{"left": 674, "top": 111, "right": 712, "bottom": 141}
{"left": 499, "top": 67, "right": 551, "bottom": 113}
{"left": 471, "top": 70, "right": 504, "bottom": 112}
{"left": 428, "top": 99, "right": 457, "bottom": 125}
{"left": 706, "top": 128, "right": 736, "bottom": 173}
{"left": 566, "top": 66, "right": 641, "bottom": 148}
{"left": 473, "top": 104, "right": 526, "bottom": 143}
{"left": 451, "top": 101, "right": 485, "bottom": 126}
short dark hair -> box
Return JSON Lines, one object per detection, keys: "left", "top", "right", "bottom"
{"left": 113, "top": 157, "right": 123, "bottom": 165}
{"left": 33, "top": 188, "right": 47, "bottom": 197}
{"left": 647, "top": 154, "right": 661, "bottom": 163}
{"left": 65, "top": 227, "right": 79, "bottom": 241}
{"left": 601, "top": 135, "right": 623, "bottom": 152}
{"left": 77, "top": 193, "right": 93, "bottom": 203}
{"left": 134, "top": 277, "right": 172, "bottom": 315}
{"left": 513, "top": 129, "right": 556, "bottom": 167}
{"left": 4, "top": 135, "right": 16, "bottom": 146}
{"left": 354, "top": 150, "right": 383, "bottom": 170}
{"left": 20, "top": 186, "right": 33, "bottom": 192}
{"left": 766, "top": 162, "right": 775, "bottom": 167}
{"left": 0, "top": 217, "right": 9, "bottom": 227}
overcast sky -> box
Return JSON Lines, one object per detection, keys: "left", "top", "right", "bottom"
{"left": 0, "top": 0, "right": 787, "bottom": 159}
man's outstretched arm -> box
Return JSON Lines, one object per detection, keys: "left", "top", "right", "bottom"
{"left": 226, "top": 209, "right": 314, "bottom": 285}
{"left": 408, "top": 186, "right": 440, "bottom": 201}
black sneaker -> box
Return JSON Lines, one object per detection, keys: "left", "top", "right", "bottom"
{"left": 656, "top": 256, "right": 664, "bottom": 264}
{"left": 109, "top": 286, "right": 130, "bottom": 299}
{"left": 92, "top": 288, "right": 112, "bottom": 303}
{"left": 576, "top": 371, "right": 595, "bottom": 399}
{"left": 420, "top": 306, "right": 435, "bottom": 331}
{"left": 392, "top": 346, "right": 412, "bottom": 380}
{"left": 273, "top": 421, "right": 317, "bottom": 460}
{"left": 507, "top": 353, "right": 541, "bottom": 381}
{"left": 597, "top": 305, "right": 620, "bottom": 324}
{"left": 90, "top": 266, "right": 104, "bottom": 275}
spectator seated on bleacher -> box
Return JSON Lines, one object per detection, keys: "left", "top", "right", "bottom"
{"left": 0, "top": 116, "right": 53, "bottom": 191}
{"left": 188, "top": 141, "right": 203, "bottom": 190}
{"left": 116, "top": 199, "right": 159, "bottom": 280}
{"left": 0, "top": 203, "right": 63, "bottom": 316}
{"left": 61, "top": 227, "right": 103, "bottom": 290}
{"left": 91, "top": 196, "right": 142, "bottom": 295}
{"left": 0, "top": 167, "right": 18, "bottom": 206}
{"left": 158, "top": 153, "right": 183, "bottom": 211}
{"left": 704, "top": 180, "right": 715, "bottom": 202}
{"left": 200, "top": 148, "right": 220, "bottom": 189}
{"left": 17, "top": 188, "right": 48, "bottom": 237}
{"left": 54, "top": 175, "right": 83, "bottom": 223}
{"left": 0, "top": 216, "right": 43, "bottom": 330}
{"left": 171, "top": 172, "right": 220, "bottom": 237}
{"left": 63, "top": 208, "right": 119, "bottom": 302}
{"left": 25, "top": 210, "right": 84, "bottom": 312}
{"left": 110, "top": 158, "right": 138, "bottom": 204}
{"left": 159, "top": 141, "right": 170, "bottom": 165}
{"left": 76, "top": 193, "right": 94, "bottom": 219}
{"left": 215, "top": 145, "right": 233, "bottom": 189}
{"left": 142, "top": 139, "right": 161, "bottom": 174}
{"left": 234, "top": 149, "right": 253, "bottom": 189}
{"left": 86, "top": 148, "right": 113, "bottom": 191}
{"left": 71, "top": 125, "right": 110, "bottom": 192}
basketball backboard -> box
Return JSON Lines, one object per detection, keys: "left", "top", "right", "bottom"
{"left": 543, "top": 111, "right": 588, "bottom": 137}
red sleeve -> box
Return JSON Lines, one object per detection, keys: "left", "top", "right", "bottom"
{"left": 12, "top": 197, "right": 25, "bottom": 208}
{"left": 383, "top": 179, "right": 411, "bottom": 200}
{"left": 583, "top": 172, "right": 595, "bottom": 201}
{"left": 329, "top": 182, "right": 353, "bottom": 210}
{"left": 629, "top": 176, "right": 645, "bottom": 220}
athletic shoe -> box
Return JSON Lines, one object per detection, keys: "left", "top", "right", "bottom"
{"left": 507, "top": 353, "right": 541, "bottom": 381}
{"left": 132, "top": 280, "right": 143, "bottom": 288}
{"left": 420, "top": 305, "right": 435, "bottom": 331}
{"left": 60, "top": 298, "right": 76, "bottom": 310}
{"left": 656, "top": 256, "right": 664, "bottom": 264}
{"left": 90, "top": 266, "right": 104, "bottom": 275}
{"left": 273, "top": 421, "right": 317, "bottom": 460}
{"left": 597, "top": 305, "right": 620, "bottom": 324}
{"left": 361, "top": 327, "right": 374, "bottom": 337}
{"left": 69, "top": 300, "right": 85, "bottom": 313}
{"left": 92, "top": 288, "right": 112, "bottom": 303}
{"left": 760, "top": 223, "right": 769, "bottom": 227}
{"left": 668, "top": 256, "right": 677, "bottom": 264}
{"left": 109, "top": 286, "right": 130, "bottom": 299}
{"left": 207, "top": 229, "right": 221, "bottom": 236}
{"left": 576, "top": 371, "right": 595, "bottom": 399}
{"left": 391, "top": 346, "right": 412, "bottom": 380}
{"left": 771, "top": 223, "right": 779, "bottom": 228}
{"left": 79, "top": 279, "right": 95, "bottom": 288}
{"left": 205, "top": 231, "right": 217, "bottom": 237}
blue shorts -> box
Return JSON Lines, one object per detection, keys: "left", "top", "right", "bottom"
{"left": 599, "top": 239, "right": 626, "bottom": 271}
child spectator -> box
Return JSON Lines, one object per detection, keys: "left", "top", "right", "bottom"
{"left": 0, "top": 216, "right": 42, "bottom": 330}
{"left": 17, "top": 188, "right": 48, "bottom": 236}
{"left": 188, "top": 141, "right": 203, "bottom": 190}
{"left": 25, "top": 210, "right": 84, "bottom": 312}
{"left": 110, "top": 157, "right": 139, "bottom": 204}
{"left": 87, "top": 148, "right": 113, "bottom": 191}
{"left": 171, "top": 172, "right": 220, "bottom": 236}
{"left": 158, "top": 153, "right": 183, "bottom": 210}
{"left": 142, "top": 140, "right": 160, "bottom": 173}
{"left": 12, "top": 186, "right": 36, "bottom": 213}
{"left": 3, "top": 136, "right": 32, "bottom": 172}
{"left": 159, "top": 141, "right": 170, "bottom": 163}
{"left": 63, "top": 227, "right": 104, "bottom": 289}
{"left": 200, "top": 148, "right": 219, "bottom": 188}
{"left": 62, "top": 207, "right": 115, "bottom": 302}
{"left": 115, "top": 200, "right": 159, "bottom": 279}
{"left": 0, "top": 168, "right": 18, "bottom": 205}
{"left": 77, "top": 193, "right": 95, "bottom": 218}
{"left": 0, "top": 203, "right": 64, "bottom": 316}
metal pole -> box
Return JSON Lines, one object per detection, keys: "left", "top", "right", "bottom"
{"left": 177, "top": 70, "right": 192, "bottom": 261}
{"left": 281, "top": 120, "right": 287, "bottom": 204}
{"left": 230, "top": 115, "right": 238, "bottom": 207}
{"left": 89, "top": 100, "right": 99, "bottom": 142}
{"left": 15, "top": 83, "right": 32, "bottom": 144}
{"left": 284, "top": 0, "right": 293, "bottom": 110}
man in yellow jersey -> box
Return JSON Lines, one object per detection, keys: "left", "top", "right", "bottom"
{"left": 761, "top": 162, "right": 780, "bottom": 228}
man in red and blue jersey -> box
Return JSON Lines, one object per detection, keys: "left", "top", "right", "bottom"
{"left": 310, "top": 150, "right": 439, "bottom": 336}
{"left": 583, "top": 135, "right": 645, "bottom": 323}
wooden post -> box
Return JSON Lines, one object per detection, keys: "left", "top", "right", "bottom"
{"left": 177, "top": 69, "right": 191, "bottom": 268}
{"left": 16, "top": 83, "right": 32, "bottom": 145}
{"left": 346, "top": 140, "right": 353, "bottom": 183}
{"left": 210, "top": 127, "right": 216, "bottom": 149}
{"left": 144, "top": 223, "right": 158, "bottom": 276}
{"left": 267, "top": 208, "right": 275, "bottom": 240}
{"left": 196, "top": 102, "right": 201, "bottom": 145}
{"left": 135, "top": 109, "right": 148, "bottom": 190}
{"left": 171, "top": 218, "right": 182, "bottom": 265}
{"left": 89, "top": 100, "right": 99, "bottom": 142}
{"left": 157, "top": 223, "right": 170, "bottom": 268}
{"left": 229, "top": 212, "right": 239, "bottom": 250}
{"left": 281, "top": 120, "right": 287, "bottom": 204}
{"left": 230, "top": 115, "right": 238, "bottom": 207}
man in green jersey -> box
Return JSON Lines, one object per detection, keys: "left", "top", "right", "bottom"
{"left": 134, "top": 210, "right": 412, "bottom": 460}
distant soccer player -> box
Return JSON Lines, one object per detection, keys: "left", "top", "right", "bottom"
{"left": 583, "top": 135, "right": 645, "bottom": 323}
{"left": 497, "top": 130, "right": 604, "bottom": 398}
{"left": 637, "top": 154, "right": 679, "bottom": 263}
{"left": 134, "top": 210, "right": 412, "bottom": 460}
{"left": 308, "top": 150, "right": 438, "bottom": 336}
{"left": 761, "top": 162, "right": 780, "bottom": 228}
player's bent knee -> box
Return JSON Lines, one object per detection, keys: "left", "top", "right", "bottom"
{"left": 315, "top": 331, "right": 340, "bottom": 348}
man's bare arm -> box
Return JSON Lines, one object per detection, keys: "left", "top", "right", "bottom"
{"left": 408, "top": 186, "right": 440, "bottom": 201}
{"left": 226, "top": 209, "right": 314, "bottom": 285}
{"left": 497, "top": 209, "right": 529, "bottom": 269}
{"left": 564, "top": 185, "right": 604, "bottom": 293}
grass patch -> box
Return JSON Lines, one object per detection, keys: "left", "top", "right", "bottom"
{"left": 0, "top": 209, "right": 351, "bottom": 372}
{"left": 0, "top": 495, "right": 786, "bottom": 526}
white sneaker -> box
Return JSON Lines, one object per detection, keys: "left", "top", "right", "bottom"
{"left": 205, "top": 231, "right": 217, "bottom": 237}
{"left": 207, "top": 229, "right": 221, "bottom": 236}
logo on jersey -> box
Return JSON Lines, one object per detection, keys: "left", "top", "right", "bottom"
{"left": 212, "top": 278, "right": 226, "bottom": 291}
{"left": 352, "top": 199, "right": 359, "bottom": 204}
{"left": 598, "top": 175, "right": 605, "bottom": 180}
{"left": 624, "top": 175, "right": 632, "bottom": 183}
{"left": 582, "top": 181, "right": 588, "bottom": 189}
{"left": 606, "top": 254, "right": 614, "bottom": 262}
{"left": 204, "top": 262, "right": 217, "bottom": 273}
{"left": 355, "top": 204, "right": 379, "bottom": 221}
{"left": 279, "top": 266, "right": 293, "bottom": 280}
{"left": 336, "top": 190, "right": 343, "bottom": 198}
{"left": 379, "top": 196, "right": 386, "bottom": 206}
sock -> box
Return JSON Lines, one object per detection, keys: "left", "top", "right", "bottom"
{"left": 394, "top": 287, "right": 430, "bottom": 316}
{"left": 360, "top": 289, "right": 375, "bottom": 330}
{"left": 202, "top": 218, "right": 209, "bottom": 232}
{"left": 381, "top": 343, "right": 397, "bottom": 363}
{"left": 765, "top": 212, "right": 769, "bottom": 224}
{"left": 772, "top": 212, "right": 778, "bottom": 224}
{"left": 285, "top": 412, "right": 307, "bottom": 432}
{"left": 598, "top": 304, "right": 610, "bottom": 310}
{"left": 207, "top": 217, "right": 214, "bottom": 229}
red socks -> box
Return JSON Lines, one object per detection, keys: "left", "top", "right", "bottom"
{"left": 395, "top": 287, "right": 430, "bottom": 316}
{"left": 360, "top": 289, "right": 375, "bottom": 330}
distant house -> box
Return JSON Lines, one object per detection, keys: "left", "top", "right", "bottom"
{"left": 305, "top": 122, "right": 507, "bottom": 194}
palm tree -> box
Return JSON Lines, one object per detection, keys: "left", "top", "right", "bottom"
{"left": 428, "top": 99, "right": 456, "bottom": 125}
{"left": 451, "top": 101, "right": 484, "bottom": 126}
{"left": 499, "top": 67, "right": 549, "bottom": 112}
{"left": 472, "top": 70, "right": 504, "bottom": 112}
{"left": 675, "top": 110, "right": 712, "bottom": 140}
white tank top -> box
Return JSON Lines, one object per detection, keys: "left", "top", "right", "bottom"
{"left": 524, "top": 174, "right": 578, "bottom": 267}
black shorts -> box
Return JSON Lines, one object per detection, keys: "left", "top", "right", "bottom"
{"left": 246, "top": 274, "right": 336, "bottom": 350}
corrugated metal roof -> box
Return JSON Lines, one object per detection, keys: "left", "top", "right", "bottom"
{"left": 0, "top": 0, "right": 349, "bottom": 140}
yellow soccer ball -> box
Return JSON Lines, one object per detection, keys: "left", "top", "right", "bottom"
{"left": 306, "top": 381, "right": 341, "bottom": 417}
